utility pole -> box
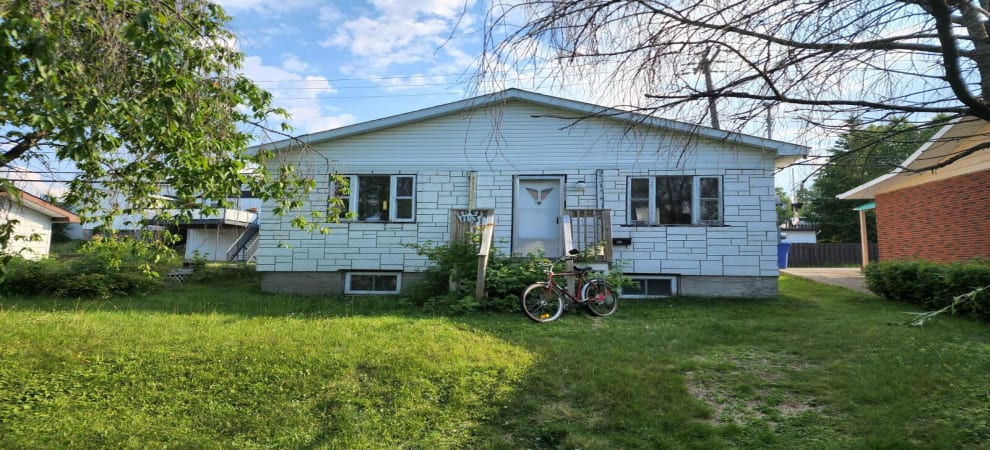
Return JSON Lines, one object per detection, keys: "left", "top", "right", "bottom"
{"left": 765, "top": 103, "right": 774, "bottom": 140}
{"left": 696, "top": 47, "right": 720, "bottom": 130}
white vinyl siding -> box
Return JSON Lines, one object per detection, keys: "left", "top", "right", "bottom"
{"left": 2, "top": 206, "right": 53, "bottom": 260}
{"left": 291, "top": 103, "right": 769, "bottom": 173}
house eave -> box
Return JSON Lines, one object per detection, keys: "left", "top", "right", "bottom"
{"left": 249, "top": 89, "right": 809, "bottom": 158}
{"left": 2, "top": 190, "right": 80, "bottom": 223}
{"left": 837, "top": 116, "right": 988, "bottom": 200}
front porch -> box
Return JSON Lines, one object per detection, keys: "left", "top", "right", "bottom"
{"left": 449, "top": 208, "right": 613, "bottom": 262}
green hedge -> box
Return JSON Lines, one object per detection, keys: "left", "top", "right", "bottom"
{"left": 864, "top": 260, "right": 990, "bottom": 319}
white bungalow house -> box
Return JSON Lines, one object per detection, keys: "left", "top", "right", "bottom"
{"left": 253, "top": 89, "right": 807, "bottom": 297}
{"left": 0, "top": 189, "right": 79, "bottom": 259}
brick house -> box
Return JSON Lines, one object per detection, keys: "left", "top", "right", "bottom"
{"left": 838, "top": 118, "right": 990, "bottom": 262}
{"left": 252, "top": 89, "right": 808, "bottom": 297}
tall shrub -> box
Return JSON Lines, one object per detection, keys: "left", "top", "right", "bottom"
{"left": 406, "top": 237, "right": 550, "bottom": 313}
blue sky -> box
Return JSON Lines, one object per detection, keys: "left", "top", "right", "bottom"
{"left": 214, "top": 0, "right": 816, "bottom": 194}
{"left": 8, "top": 0, "right": 500, "bottom": 196}
{"left": 216, "top": 0, "right": 492, "bottom": 135}
{"left": 8, "top": 0, "right": 815, "bottom": 197}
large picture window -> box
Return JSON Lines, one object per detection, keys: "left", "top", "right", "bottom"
{"left": 333, "top": 175, "right": 416, "bottom": 222}
{"left": 627, "top": 176, "right": 722, "bottom": 225}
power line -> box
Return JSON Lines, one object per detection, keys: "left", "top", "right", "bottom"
{"left": 256, "top": 81, "right": 461, "bottom": 90}
{"left": 270, "top": 91, "right": 465, "bottom": 100}
{"left": 250, "top": 72, "right": 471, "bottom": 83}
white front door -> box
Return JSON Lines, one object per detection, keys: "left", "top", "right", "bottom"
{"left": 513, "top": 176, "right": 563, "bottom": 257}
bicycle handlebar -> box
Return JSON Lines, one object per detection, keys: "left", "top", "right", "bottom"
{"left": 541, "top": 254, "right": 584, "bottom": 274}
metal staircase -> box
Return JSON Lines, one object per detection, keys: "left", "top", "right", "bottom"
{"left": 226, "top": 220, "right": 260, "bottom": 262}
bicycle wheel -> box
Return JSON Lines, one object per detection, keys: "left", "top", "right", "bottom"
{"left": 521, "top": 282, "right": 564, "bottom": 322}
{"left": 582, "top": 279, "right": 618, "bottom": 316}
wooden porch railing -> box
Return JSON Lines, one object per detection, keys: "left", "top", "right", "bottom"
{"left": 449, "top": 209, "right": 495, "bottom": 242}
{"left": 564, "top": 209, "right": 612, "bottom": 263}
{"left": 450, "top": 209, "right": 497, "bottom": 303}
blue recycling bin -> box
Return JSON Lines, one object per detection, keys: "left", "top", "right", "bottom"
{"left": 777, "top": 242, "right": 791, "bottom": 269}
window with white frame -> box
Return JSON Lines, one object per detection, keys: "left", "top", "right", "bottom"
{"left": 345, "top": 272, "right": 402, "bottom": 294}
{"left": 333, "top": 175, "right": 416, "bottom": 222}
{"left": 627, "top": 176, "right": 722, "bottom": 225}
{"left": 621, "top": 276, "right": 677, "bottom": 298}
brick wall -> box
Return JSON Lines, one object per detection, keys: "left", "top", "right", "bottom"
{"left": 875, "top": 169, "right": 990, "bottom": 262}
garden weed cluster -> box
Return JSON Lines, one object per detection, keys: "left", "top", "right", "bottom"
{"left": 405, "top": 236, "right": 548, "bottom": 313}
{"left": 406, "top": 234, "right": 633, "bottom": 314}
{"left": 0, "top": 236, "right": 179, "bottom": 298}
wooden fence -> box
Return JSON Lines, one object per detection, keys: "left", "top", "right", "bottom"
{"left": 786, "top": 243, "right": 879, "bottom": 267}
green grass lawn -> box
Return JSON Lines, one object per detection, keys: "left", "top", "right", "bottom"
{"left": 1, "top": 276, "right": 988, "bottom": 449}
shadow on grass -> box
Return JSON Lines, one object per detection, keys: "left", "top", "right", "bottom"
{"left": 0, "top": 278, "right": 433, "bottom": 319}
{"left": 0, "top": 276, "right": 815, "bottom": 320}
{"left": 0, "top": 272, "right": 865, "bottom": 321}
{"left": 3, "top": 276, "right": 987, "bottom": 448}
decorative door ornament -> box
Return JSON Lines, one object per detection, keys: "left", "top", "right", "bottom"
{"left": 526, "top": 187, "right": 554, "bottom": 206}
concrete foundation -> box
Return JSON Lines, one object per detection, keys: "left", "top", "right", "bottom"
{"left": 261, "top": 271, "right": 425, "bottom": 296}
{"left": 262, "top": 271, "right": 777, "bottom": 298}
{"left": 678, "top": 275, "right": 778, "bottom": 298}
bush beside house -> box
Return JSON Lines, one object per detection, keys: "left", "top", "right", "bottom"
{"left": 865, "top": 260, "right": 990, "bottom": 319}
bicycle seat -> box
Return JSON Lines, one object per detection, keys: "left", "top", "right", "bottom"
{"left": 573, "top": 266, "right": 593, "bottom": 273}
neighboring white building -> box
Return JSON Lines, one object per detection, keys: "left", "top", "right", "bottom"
{"left": 79, "top": 190, "right": 261, "bottom": 262}
{"left": 0, "top": 190, "right": 79, "bottom": 259}
{"left": 779, "top": 219, "right": 818, "bottom": 244}
{"left": 179, "top": 207, "right": 259, "bottom": 262}
{"left": 253, "top": 89, "right": 808, "bottom": 297}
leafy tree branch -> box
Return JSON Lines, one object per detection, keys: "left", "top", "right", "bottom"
{"left": 0, "top": 0, "right": 335, "bottom": 250}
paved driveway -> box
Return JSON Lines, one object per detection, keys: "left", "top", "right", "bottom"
{"left": 780, "top": 268, "right": 874, "bottom": 295}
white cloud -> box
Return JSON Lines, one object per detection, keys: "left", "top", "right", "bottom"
{"left": 281, "top": 54, "right": 311, "bottom": 73}
{"left": 232, "top": 22, "right": 305, "bottom": 52}
{"left": 241, "top": 56, "right": 355, "bottom": 133}
{"left": 318, "top": 4, "right": 345, "bottom": 23}
{"left": 213, "top": 0, "right": 314, "bottom": 13}
{"left": 0, "top": 167, "right": 67, "bottom": 199}
{"left": 321, "top": 0, "right": 479, "bottom": 74}
{"left": 369, "top": 0, "right": 471, "bottom": 19}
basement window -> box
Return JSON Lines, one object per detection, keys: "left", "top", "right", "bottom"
{"left": 621, "top": 276, "right": 677, "bottom": 298}
{"left": 345, "top": 272, "right": 402, "bottom": 295}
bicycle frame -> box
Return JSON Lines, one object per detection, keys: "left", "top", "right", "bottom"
{"left": 540, "top": 258, "right": 594, "bottom": 303}
{"left": 521, "top": 254, "right": 619, "bottom": 322}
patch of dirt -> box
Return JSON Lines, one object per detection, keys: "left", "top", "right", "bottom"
{"left": 685, "top": 349, "right": 824, "bottom": 427}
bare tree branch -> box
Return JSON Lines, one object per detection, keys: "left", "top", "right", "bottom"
{"left": 479, "top": 0, "right": 990, "bottom": 172}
